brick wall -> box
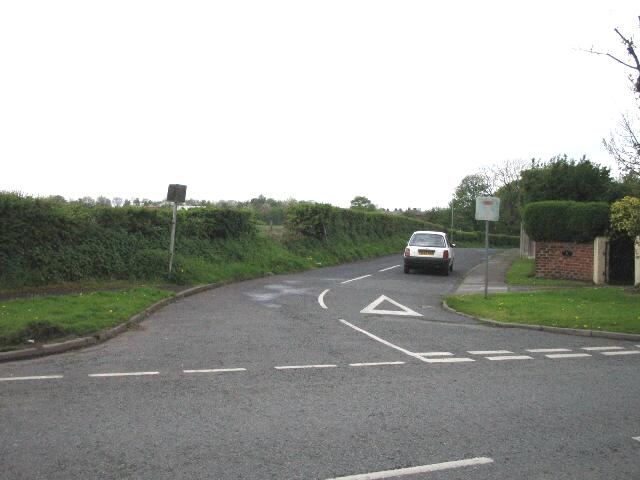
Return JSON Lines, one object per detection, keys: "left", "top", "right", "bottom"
{"left": 535, "top": 241, "right": 593, "bottom": 282}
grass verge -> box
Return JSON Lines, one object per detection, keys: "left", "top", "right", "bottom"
{"left": 0, "top": 287, "right": 173, "bottom": 349}
{"left": 446, "top": 287, "right": 640, "bottom": 334}
{"left": 506, "top": 258, "right": 589, "bottom": 287}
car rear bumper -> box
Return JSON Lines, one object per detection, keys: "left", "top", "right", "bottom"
{"left": 404, "top": 256, "right": 450, "bottom": 269}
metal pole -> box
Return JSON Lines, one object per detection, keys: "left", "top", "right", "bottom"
{"left": 484, "top": 220, "right": 489, "bottom": 299}
{"left": 450, "top": 203, "right": 454, "bottom": 243}
{"left": 169, "top": 202, "right": 177, "bottom": 274}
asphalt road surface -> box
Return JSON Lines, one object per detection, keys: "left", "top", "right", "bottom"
{"left": 1, "top": 249, "right": 639, "bottom": 479}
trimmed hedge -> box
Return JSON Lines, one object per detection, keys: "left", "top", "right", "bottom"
{"left": 0, "top": 193, "right": 256, "bottom": 287}
{"left": 523, "top": 201, "right": 609, "bottom": 243}
{"left": 285, "top": 204, "right": 428, "bottom": 241}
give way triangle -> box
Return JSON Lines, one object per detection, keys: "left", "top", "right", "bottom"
{"left": 360, "top": 295, "right": 423, "bottom": 317}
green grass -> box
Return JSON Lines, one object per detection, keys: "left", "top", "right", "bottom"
{"left": 446, "top": 287, "right": 640, "bottom": 334}
{"left": 0, "top": 287, "right": 174, "bottom": 348}
{"left": 506, "top": 258, "right": 590, "bottom": 287}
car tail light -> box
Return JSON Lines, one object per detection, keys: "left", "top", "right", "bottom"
{"left": 443, "top": 250, "right": 449, "bottom": 260}
{"left": 404, "top": 248, "right": 410, "bottom": 257}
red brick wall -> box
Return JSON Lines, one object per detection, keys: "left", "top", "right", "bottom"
{"left": 535, "top": 242, "right": 593, "bottom": 282}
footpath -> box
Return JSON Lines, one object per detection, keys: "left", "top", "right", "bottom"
{"left": 454, "top": 248, "right": 520, "bottom": 295}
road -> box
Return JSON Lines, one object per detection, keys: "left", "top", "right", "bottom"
{"left": 1, "top": 249, "right": 639, "bottom": 479}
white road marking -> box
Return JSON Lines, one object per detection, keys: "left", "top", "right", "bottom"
{"left": 339, "top": 319, "right": 428, "bottom": 362}
{"left": 485, "top": 355, "right": 533, "bottom": 361}
{"left": 582, "top": 346, "right": 624, "bottom": 351}
{"left": 633, "top": 436, "right": 640, "bottom": 442}
{"left": 422, "top": 357, "right": 475, "bottom": 363}
{"left": 89, "top": 371, "right": 159, "bottom": 377}
{"left": 341, "top": 275, "right": 372, "bottom": 284}
{"left": 275, "top": 364, "right": 337, "bottom": 370}
{"left": 324, "top": 456, "right": 494, "bottom": 480}
{"left": 417, "top": 352, "right": 454, "bottom": 357}
{"left": 349, "top": 361, "right": 405, "bottom": 367}
{"left": 378, "top": 265, "right": 401, "bottom": 272}
{"left": 546, "top": 353, "right": 592, "bottom": 359}
{"left": 468, "top": 350, "right": 513, "bottom": 355}
{"left": 600, "top": 350, "right": 640, "bottom": 356}
{"left": 0, "top": 375, "right": 63, "bottom": 382}
{"left": 360, "top": 295, "right": 423, "bottom": 317}
{"left": 526, "top": 348, "right": 572, "bottom": 353}
{"left": 318, "top": 289, "right": 330, "bottom": 309}
{"left": 183, "top": 368, "right": 247, "bottom": 373}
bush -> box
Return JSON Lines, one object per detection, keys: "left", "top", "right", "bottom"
{"left": 610, "top": 196, "right": 640, "bottom": 238}
{"left": 523, "top": 201, "right": 610, "bottom": 242}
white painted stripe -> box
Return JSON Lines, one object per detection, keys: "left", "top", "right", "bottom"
{"left": 600, "top": 350, "right": 640, "bottom": 356}
{"left": 468, "top": 350, "right": 513, "bottom": 355}
{"left": 582, "top": 346, "right": 624, "bottom": 351}
{"left": 546, "top": 353, "right": 592, "bottom": 359}
{"left": 349, "top": 362, "right": 405, "bottom": 367}
{"left": 89, "top": 371, "right": 159, "bottom": 377}
{"left": 422, "top": 357, "right": 475, "bottom": 363}
{"left": 633, "top": 436, "right": 640, "bottom": 442}
{"left": 341, "top": 274, "right": 372, "bottom": 284}
{"left": 526, "top": 348, "right": 572, "bottom": 353}
{"left": 318, "top": 289, "right": 330, "bottom": 309}
{"left": 378, "top": 265, "right": 401, "bottom": 272}
{"left": 339, "top": 319, "right": 428, "bottom": 362}
{"left": 485, "top": 355, "right": 533, "bottom": 361}
{"left": 183, "top": 368, "right": 247, "bottom": 373}
{"left": 417, "top": 352, "right": 453, "bottom": 357}
{"left": 0, "top": 375, "right": 63, "bottom": 382}
{"left": 275, "top": 364, "right": 337, "bottom": 370}
{"left": 325, "top": 456, "right": 494, "bottom": 480}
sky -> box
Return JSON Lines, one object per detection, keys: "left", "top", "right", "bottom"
{"left": 1, "top": 1, "right": 638, "bottom": 210}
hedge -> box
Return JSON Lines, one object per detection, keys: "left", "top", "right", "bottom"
{"left": 0, "top": 193, "right": 256, "bottom": 287}
{"left": 523, "top": 201, "right": 609, "bottom": 243}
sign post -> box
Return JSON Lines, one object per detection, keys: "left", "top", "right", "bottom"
{"left": 166, "top": 184, "right": 187, "bottom": 275}
{"left": 475, "top": 196, "right": 500, "bottom": 299}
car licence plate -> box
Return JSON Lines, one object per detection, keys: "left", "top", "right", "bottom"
{"left": 418, "top": 249, "right": 435, "bottom": 256}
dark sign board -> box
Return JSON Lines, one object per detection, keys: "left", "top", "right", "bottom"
{"left": 167, "top": 184, "right": 187, "bottom": 203}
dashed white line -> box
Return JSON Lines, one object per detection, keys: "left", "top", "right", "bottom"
{"left": 546, "top": 353, "right": 592, "bottom": 359}
{"left": 341, "top": 274, "right": 372, "bottom": 284}
{"left": 349, "top": 361, "right": 405, "bottom": 367}
{"left": 339, "top": 319, "right": 428, "bottom": 363}
{"left": 582, "top": 346, "right": 624, "bottom": 351}
{"left": 324, "top": 456, "right": 494, "bottom": 480}
{"left": 526, "top": 348, "right": 572, "bottom": 353}
{"left": 275, "top": 364, "right": 337, "bottom": 370}
{"left": 89, "top": 371, "right": 159, "bottom": 377}
{"left": 0, "top": 375, "right": 63, "bottom": 382}
{"left": 422, "top": 357, "right": 475, "bottom": 363}
{"left": 417, "top": 352, "right": 454, "bottom": 357}
{"left": 600, "top": 350, "right": 640, "bottom": 356}
{"left": 183, "top": 368, "right": 247, "bottom": 373}
{"left": 378, "top": 265, "right": 401, "bottom": 272}
{"left": 485, "top": 355, "right": 533, "bottom": 361}
{"left": 318, "top": 289, "right": 330, "bottom": 309}
{"left": 468, "top": 350, "right": 513, "bottom": 355}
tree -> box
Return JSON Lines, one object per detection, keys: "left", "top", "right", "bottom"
{"left": 112, "top": 197, "right": 123, "bottom": 207}
{"left": 610, "top": 196, "right": 640, "bottom": 238}
{"left": 451, "top": 173, "right": 491, "bottom": 231}
{"left": 350, "top": 196, "right": 376, "bottom": 211}
{"left": 594, "top": 17, "right": 640, "bottom": 175}
{"left": 96, "top": 196, "right": 112, "bottom": 207}
{"left": 520, "top": 155, "right": 614, "bottom": 204}
{"left": 483, "top": 159, "right": 527, "bottom": 235}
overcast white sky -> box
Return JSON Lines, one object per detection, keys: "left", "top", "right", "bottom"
{"left": 1, "top": 1, "right": 638, "bottom": 210}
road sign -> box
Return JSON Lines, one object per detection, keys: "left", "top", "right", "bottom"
{"left": 475, "top": 196, "right": 500, "bottom": 221}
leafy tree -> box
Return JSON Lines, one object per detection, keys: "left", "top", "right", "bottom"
{"left": 610, "top": 196, "right": 640, "bottom": 237}
{"left": 520, "top": 155, "right": 614, "bottom": 204}
{"left": 451, "top": 173, "right": 491, "bottom": 231}
{"left": 350, "top": 196, "right": 376, "bottom": 211}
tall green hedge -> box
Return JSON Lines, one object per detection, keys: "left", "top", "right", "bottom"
{"left": 285, "top": 203, "right": 428, "bottom": 241}
{"left": 0, "top": 193, "right": 255, "bottom": 287}
{"left": 523, "top": 201, "right": 609, "bottom": 242}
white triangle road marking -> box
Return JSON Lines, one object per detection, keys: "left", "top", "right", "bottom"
{"left": 360, "top": 295, "right": 423, "bottom": 317}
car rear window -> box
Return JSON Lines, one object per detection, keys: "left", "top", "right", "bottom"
{"left": 410, "top": 233, "right": 446, "bottom": 247}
